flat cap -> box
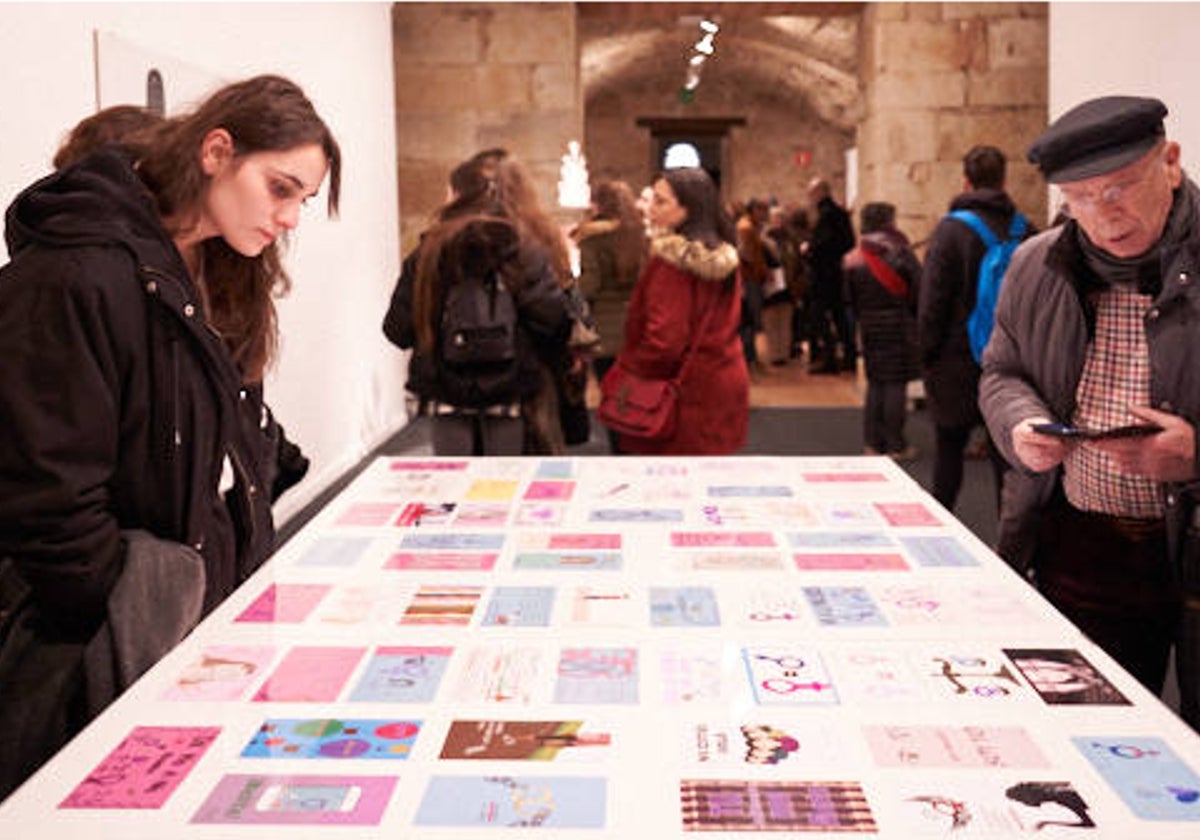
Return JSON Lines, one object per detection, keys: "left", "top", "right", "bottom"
{"left": 1027, "top": 95, "right": 1167, "bottom": 184}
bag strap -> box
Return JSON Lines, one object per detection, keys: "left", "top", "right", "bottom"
{"left": 858, "top": 247, "right": 909, "bottom": 299}
{"left": 948, "top": 209, "right": 999, "bottom": 247}
{"left": 672, "top": 289, "right": 724, "bottom": 386}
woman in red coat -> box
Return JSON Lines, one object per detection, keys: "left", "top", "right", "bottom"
{"left": 604, "top": 167, "right": 749, "bottom": 454}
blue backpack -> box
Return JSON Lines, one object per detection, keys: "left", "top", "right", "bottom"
{"left": 949, "top": 209, "right": 1028, "bottom": 363}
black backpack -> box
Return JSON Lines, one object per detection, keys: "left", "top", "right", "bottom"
{"left": 436, "top": 224, "right": 522, "bottom": 407}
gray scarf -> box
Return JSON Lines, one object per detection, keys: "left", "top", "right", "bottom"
{"left": 1077, "top": 186, "right": 1192, "bottom": 295}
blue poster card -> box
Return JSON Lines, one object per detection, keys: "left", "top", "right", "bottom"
{"left": 349, "top": 647, "right": 451, "bottom": 703}
{"left": 649, "top": 587, "right": 720, "bottom": 627}
{"left": 708, "top": 485, "right": 793, "bottom": 498}
{"left": 400, "top": 532, "right": 505, "bottom": 551}
{"left": 787, "top": 531, "right": 893, "bottom": 548}
{"left": 1073, "top": 736, "right": 1200, "bottom": 820}
{"left": 900, "top": 535, "right": 980, "bottom": 568}
{"left": 484, "top": 587, "right": 555, "bottom": 627}
{"left": 242, "top": 718, "right": 421, "bottom": 760}
{"left": 589, "top": 508, "right": 683, "bottom": 523}
{"left": 416, "top": 775, "right": 607, "bottom": 828}
{"left": 803, "top": 586, "right": 888, "bottom": 627}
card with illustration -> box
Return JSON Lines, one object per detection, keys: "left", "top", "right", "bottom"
{"left": 787, "top": 531, "right": 895, "bottom": 548}
{"left": 515, "top": 502, "right": 565, "bottom": 526}
{"left": 415, "top": 775, "right": 607, "bottom": 828}
{"left": 876, "top": 501, "right": 942, "bottom": 527}
{"left": 236, "top": 583, "right": 330, "bottom": 624}
{"left": 680, "top": 779, "right": 876, "bottom": 832}
{"left": 314, "top": 581, "right": 411, "bottom": 626}
{"left": 191, "top": 773, "right": 396, "bottom": 826}
{"left": 554, "top": 646, "right": 639, "bottom": 704}
{"left": 348, "top": 646, "right": 452, "bottom": 703}
{"left": 514, "top": 551, "right": 622, "bottom": 571}
{"left": 676, "top": 551, "right": 786, "bottom": 572}
{"left": 671, "top": 530, "right": 777, "bottom": 548}
{"left": 830, "top": 648, "right": 926, "bottom": 703}
{"left": 389, "top": 459, "right": 468, "bottom": 472}
{"left": 294, "top": 535, "right": 372, "bottom": 567}
{"left": 394, "top": 501, "right": 456, "bottom": 527}
{"left": 804, "top": 585, "right": 888, "bottom": 627}
{"left": 685, "top": 721, "right": 843, "bottom": 769}
{"left": 661, "top": 649, "right": 727, "bottom": 705}
{"left": 707, "top": 484, "right": 794, "bottom": 498}
{"left": 60, "top": 726, "right": 220, "bottom": 809}
{"left": 242, "top": 719, "right": 420, "bottom": 760}
{"left": 742, "top": 646, "right": 839, "bottom": 705}
{"left": 700, "top": 500, "right": 821, "bottom": 527}
{"left": 384, "top": 550, "right": 498, "bottom": 571}
{"left": 863, "top": 725, "right": 1049, "bottom": 768}
{"left": 399, "top": 531, "right": 505, "bottom": 551}
{"left": 334, "top": 501, "right": 400, "bottom": 527}
{"left": 801, "top": 471, "right": 889, "bottom": 483}
{"left": 449, "top": 645, "right": 542, "bottom": 704}
{"left": 440, "top": 720, "right": 612, "bottom": 762}
{"left": 899, "top": 535, "right": 980, "bottom": 567}
{"left": 1073, "top": 736, "right": 1200, "bottom": 820}
{"left": 465, "top": 479, "right": 519, "bottom": 502}
{"left": 589, "top": 507, "right": 683, "bottom": 523}
{"left": 400, "top": 585, "right": 483, "bottom": 626}
{"left": 741, "top": 585, "right": 811, "bottom": 627}
{"left": 162, "top": 645, "right": 277, "bottom": 702}
{"left": 535, "top": 459, "right": 575, "bottom": 479}
{"left": 254, "top": 646, "right": 365, "bottom": 703}
{"left": 484, "top": 586, "right": 555, "bottom": 626}
{"left": 650, "top": 586, "right": 720, "bottom": 627}
{"left": 872, "top": 583, "right": 952, "bottom": 626}
{"left": 524, "top": 480, "right": 575, "bottom": 501}
{"left": 793, "top": 552, "right": 909, "bottom": 572}
{"left": 893, "top": 780, "right": 1096, "bottom": 835}
{"left": 451, "top": 502, "right": 511, "bottom": 527}
{"left": 819, "top": 503, "right": 885, "bottom": 528}
{"left": 919, "top": 650, "right": 1027, "bottom": 701}
{"left": 1004, "top": 648, "right": 1130, "bottom": 705}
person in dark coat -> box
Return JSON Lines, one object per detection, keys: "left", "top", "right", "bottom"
{"left": 805, "top": 177, "right": 857, "bottom": 373}
{"left": 843, "top": 202, "right": 922, "bottom": 459}
{"left": 0, "top": 75, "right": 341, "bottom": 800}
{"left": 919, "top": 145, "right": 1026, "bottom": 511}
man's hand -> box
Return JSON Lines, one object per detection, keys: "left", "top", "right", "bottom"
{"left": 1012, "top": 416, "right": 1074, "bottom": 472}
{"left": 1087, "top": 405, "right": 1197, "bottom": 482}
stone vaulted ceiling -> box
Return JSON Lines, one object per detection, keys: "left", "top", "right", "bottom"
{"left": 578, "top": 2, "right": 866, "bottom": 130}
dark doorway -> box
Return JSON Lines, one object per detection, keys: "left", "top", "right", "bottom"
{"left": 636, "top": 116, "right": 746, "bottom": 195}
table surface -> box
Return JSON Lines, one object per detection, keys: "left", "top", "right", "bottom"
{"left": 2, "top": 455, "right": 1199, "bottom": 838}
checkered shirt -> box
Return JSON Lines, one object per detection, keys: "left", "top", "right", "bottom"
{"left": 1063, "top": 286, "right": 1164, "bottom": 519}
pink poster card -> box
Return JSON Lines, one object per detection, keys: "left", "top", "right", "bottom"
{"left": 389, "top": 459, "right": 468, "bottom": 471}
{"left": 60, "top": 726, "right": 220, "bottom": 809}
{"left": 671, "top": 531, "right": 776, "bottom": 548}
{"left": 875, "top": 502, "right": 942, "bottom": 527}
{"left": 802, "top": 472, "right": 889, "bottom": 483}
{"left": 191, "top": 773, "right": 396, "bottom": 825}
{"left": 162, "top": 645, "right": 277, "bottom": 702}
{"left": 236, "top": 584, "right": 331, "bottom": 623}
{"left": 793, "top": 553, "right": 910, "bottom": 572}
{"left": 254, "top": 647, "right": 366, "bottom": 703}
{"left": 524, "top": 480, "right": 576, "bottom": 501}
{"left": 548, "top": 533, "right": 622, "bottom": 550}
{"left": 335, "top": 502, "right": 401, "bottom": 527}
{"left": 385, "top": 552, "right": 498, "bottom": 571}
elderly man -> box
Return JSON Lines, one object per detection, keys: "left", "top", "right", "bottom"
{"left": 980, "top": 96, "right": 1200, "bottom": 727}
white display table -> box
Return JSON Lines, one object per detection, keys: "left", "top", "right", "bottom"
{"left": 2, "top": 455, "right": 1199, "bottom": 837}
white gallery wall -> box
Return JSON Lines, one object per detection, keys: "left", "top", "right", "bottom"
{"left": 0, "top": 3, "right": 409, "bottom": 526}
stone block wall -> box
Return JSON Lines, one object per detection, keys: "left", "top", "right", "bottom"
{"left": 393, "top": 2, "right": 582, "bottom": 253}
{"left": 857, "top": 2, "right": 1048, "bottom": 248}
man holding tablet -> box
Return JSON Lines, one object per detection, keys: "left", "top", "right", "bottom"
{"left": 980, "top": 95, "right": 1200, "bottom": 728}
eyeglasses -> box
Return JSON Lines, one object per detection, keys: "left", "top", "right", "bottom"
{"left": 1058, "top": 147, "right": 1165, "bottom": 211}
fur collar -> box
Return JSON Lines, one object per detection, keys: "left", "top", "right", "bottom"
{"left": 651, "top": 234, "right": 738, "bottom": 282}
{"left": 571, "top": 218, "right": 619, "bottom": 242}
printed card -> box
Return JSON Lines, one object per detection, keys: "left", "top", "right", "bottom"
{"left": 451, "top": 503, "right": 511, "bottom": 527}
{"left": 1073, "top": 736, "right": 1200, "bottom": 820}
{"left": 671, "top": 531, "right": 777, "bottom": 548}
{"left": 465, "top": 479, "right": 519, "bottom": 501}
{"left": 314, "top": 581, "right": 410, "bottom": 626}
{"left": 1004, "top": 648, "right": 1130, "bottom": 705}
{"left": 254, "top": 646, "right": 365, "bottom": 703}
{"left": 524, "top": 480, "right": 575, "bottom": 501}
{"left": 793, "top": 553, "right": 909, "bottom": 572}
{"left": 819, "top": 503, "right": 884, "bottom": 527}
{"left": 787, "top": 531, "right": 894, "bottom": 548}
{"left": 589, "top": 507, "right": 683, "bottom": 523}
{"left": 162, "top": 645, "right": 276, "bottom": 702}
{"left": 514, "top": 551, "right": 621, "bottom": 571}
{"left": 384, "top": 551, "right": 498, "bottom": 571}
{"left": 294, "top": 536, "right": 372, "bottom": 568}
{"left": 349, "top": 646, "right": 452, "bottom": 703}
{"left": 707, "top": 485, "right": 794, "bottom": 497}
{"left": 484, "top": 586, "right": 555, "bottom": 626}
{"left": 334, "top": 502, "right": 400, "bottom": 527}
{"left": 60, "top": 726, "right": 219, "bottom": 809}
{"left": 863, "top": 725, "right": 1049, "bottom": 768}
{"left": 535, "top": 459, "right": 575, "bottom": 479}
{"left": 563, "top": 586, "right": 637, "bottom": 627}
{"left": 876, "top": 502, "right": 942, "bottom": 527}
{"left": 919, "top": 651, "right": 1027, "bottom": 701}
{"left": 394, "top": 501, "right": 456, "bottom": 527}
{"left": 236, "top": 583, "right": 330, "bottom": 624}
{"left": 899, "top": 535, "right": 980, "bottom": 567}
{"left": 661, "top": 649, "right": 726, "bottom": 705}
{"left": 515, "top": 503, "right": 565, "bottom": 526}
{"left": 680, "top": 779, "right": 876, "bottom": 832}
{"left": 449, "top": 645, "right": 542, "bottom": 704}
{"left": 389, "top": 459, "right": 468, "bottom": 472}
{"left": 242, "top": 719, "right": 420, "bottom": 760}
{"left": 801, "top": 472, "right": 888, "bottom": 483}
{"left": 400, "top": 585, "right": 482, "bottom": 626}
{"left": 685, "top": 721, "right": 843, "bottom": 769}
{"left": 554, "top": 647, "right": 638, "bottom": 704}
{"left": 804, "top": 586, "right": 888, "bottom": 627}
{"left": 399, "top": 532, "right": 505, "bottom": 551}
{"left": 831, "top": 648, "right": 926, "bottom": 704}
{"left": 700, "top": 501, "right": 821, "bottom": 527}
{"left": 742, "top": 646, "right": 838, "bottom": 705}
{"left": 741, "top": 585, "right": 811, "bottom": 627}
{"left": 650, "top": 586, "right": 720, "bottom": 627}
{"left": 893, "top": 780, "right": 1096, "bottom": 835}
{"left": 191, "top": 773, "right": 396, "bottom": 826}
{"left": 677, "top": 551, "right": 785, "bottom": 572}
{"left": 440, "top": 720, "right": 611, "bottom": 762}
{"left": 416, "top": 775, "right": 607, "bottom": 828}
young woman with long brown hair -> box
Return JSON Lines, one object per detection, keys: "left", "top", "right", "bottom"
{"left": 0, "top": 74, "right": 340, "bottom": 798}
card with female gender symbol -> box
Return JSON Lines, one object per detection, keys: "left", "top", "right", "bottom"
{"left": 741, "top": 646, "right": 839, "bottom": 705}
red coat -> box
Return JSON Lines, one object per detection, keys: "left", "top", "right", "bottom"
{"left": 608, "top": 235, "right": 749, "bottom": 454}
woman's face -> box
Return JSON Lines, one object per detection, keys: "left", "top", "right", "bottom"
{"left": 200, "top": 139, "right": 329, "bottom": 257}
{"left": 648, "top": 178, "right": 687, "bottom": 233}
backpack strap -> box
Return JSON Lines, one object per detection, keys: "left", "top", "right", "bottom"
{"left": 1007, "top": 212, "right": 1028, "bottom": 239}
{"left": 948, "top": 209, "right": 999, "bottom": 247}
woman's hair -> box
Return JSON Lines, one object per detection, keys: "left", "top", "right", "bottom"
{"left": 657, "top": 167, "right": 735, "bottom": 249}
{"left": 591, "top": 179, "right": 648, "bottom": 284}
{"left": 138, "top": 75, "right": 341, "bottom": 382}
{"left": 492, "top": 157, "right": 572, "bottom": 283}
{"left": 53, "top": 105, "right": 163, "bottom": 170}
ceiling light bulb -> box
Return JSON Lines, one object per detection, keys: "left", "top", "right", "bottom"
{"left": 700, "top": 20, "right": 719, "bottom": 34}
{"left": 694, "top": 35, "right": 714, "bottom": 55}
{"left": 689, "top": 54, "right": 706, "bottom": 66}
